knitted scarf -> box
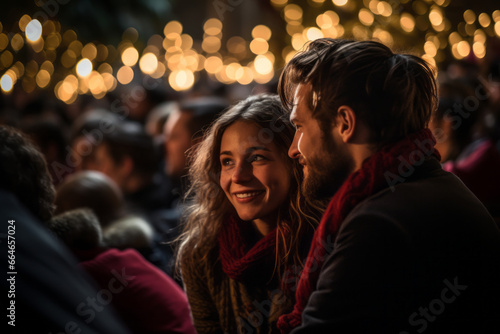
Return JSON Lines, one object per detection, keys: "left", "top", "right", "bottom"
{"left": 219, "top": 215, "right": 278, "bottom": 283}
{"left": 277, "top": 129, "right": 440, "bottom": 333}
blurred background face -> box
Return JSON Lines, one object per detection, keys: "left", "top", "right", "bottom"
{"left": 219, "top": 120, "right": 291, "bottom": 231}
{"left": 163, "top": 109, "right": 194, "bottom": 179}
{"left": 86, "top": 143, "right": 128, "bottom": 188}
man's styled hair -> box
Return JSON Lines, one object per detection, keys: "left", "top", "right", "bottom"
{"left": 279, "top": 38, "right": 438, "bottom": 145}
{"left": 0, "top": 125, "right": 55, "bottom": 221}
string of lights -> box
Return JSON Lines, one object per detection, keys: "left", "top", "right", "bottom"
{"left": 1, "top": 0, "right": 499, "bottom": 103}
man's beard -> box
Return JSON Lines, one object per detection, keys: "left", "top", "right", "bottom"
{"left": 302, "top": 133, "right": 355, "bottom": 201}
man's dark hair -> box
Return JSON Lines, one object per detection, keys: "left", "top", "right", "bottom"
{"left": 47, "top": 209, "right": 103, "bottom": 250}
{"left": 279, "top": 38, "right": 438, "bottom": 145}
{"left": 0, "top": 125, "right": 55, "bottom": 221}
{"left": 102, "top": 121, "right": 160, "bottom": 178}
{"left": 179, "top": 97, "right": 229, "bottom": 140}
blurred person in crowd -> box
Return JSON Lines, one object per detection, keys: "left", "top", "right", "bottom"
{"left": 177, "top": 94, "right": 324, "bottom": 333}
{"left": 47, "top": 209, "right": 196, "bottom": 334}
{"left": 430, "top": 78, "right": 486, "bottom": 162}
{"left": 0, "top": 125, "right": 129, "bottom": 333}
{"left": 83, "top": 120, "right": 180, "bottom": 269}
{"left": 21, "top": 120, "right": 71, "bottom": 186}
{"left": 86, "top": 120, "right": 176, "bottom": 213}
{"left": 69, "top": 108, "right": 123, "bottom": 173}
{"left": 146, "top": 101, "right": 178, "bottom": 140}
{"left": 54, "top": 170, "right": 171, "bottom": 274}
{"left": 430, "top": 77, "right": 500, "bottom": 222}
{"left": 276, "top": 39, "right": 500, "bottom": 333}
{"left": 119, "top": 83, "right": 168, "bottom": 124}
{"left": 0, "top": 125, "right": 55, "bottom": 222}
{"left": 163, "top": 96, "right": 229, "bottom": 192}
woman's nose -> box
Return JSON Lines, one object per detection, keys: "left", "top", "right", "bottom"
{"left": 231, "top": 162, "right": 253, "bottom": 183}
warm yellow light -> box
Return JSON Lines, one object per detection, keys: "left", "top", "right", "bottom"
{"left": 0, "top": 34, "right": 8, "bottom": 50}
{"left": 150, "top": 61, "right": 166, "bottom": 79}
{"left": 305, "top": 27, "right": 324, "bottom": 40}
{"left": 82, "top": 43, "right": 97, "bottom": 61}
{"left": 139, "top": 53, "right": 158, "bottom": 75}
{"left": 332, "top": 0, "right": 348, "bottom": 6}
{"left": 89, "top": 71, "right": 105, "bottom": 95}
{"left": 11, "top": 34, "right": 24, "bottom": 51}
{"left": 25, "top": 19, "right": 42, "bottom": 42}
{"left": 291, "top": 33, "right": 307, "bottom": 51}
{"left": 377, "top": 1, "right": 392, "bottom": 17}
{"left": 102, "top": 72, "right": 117, "bottom": 91}
{"left": 271, "top": 0, "right": 288, "bottom": 6}
{"left": 448, "top": 32, "right": 462, "bottom": 45}
{"left": 495, "top": 22, "right": 500, "bottom": 37}
{"left": 61, "top": 50, "right": 77, "bottom": 68}
{"left": 493, "top": 10, "right": 500, "bottom": 22}
{"left": 429, "top": 9, "right": 443, "bottom": 26}
{"left": 457, "top": 41, "right": 470, "bottom": 57}
{"left": 252, "top": 25, "right": 272, "bottom": 40}
{"left": 463, "top": 10, "right": 476, "bottom": 24}
{"left": 1, "top": 50, "right": 13, "bottom": 68}
{"left": 359, "top": 9, "right": 374, "bottom": 26}
{"left": 164, "top": 21, "right": 183, "bottom": 39}
{"left": 0, "top": 73, "right": 14, "bottom": 92}
{"left": 117, "top": 66, "right": 134, "bottom": 85}
{"left": 204, "top": 18, "right": 223, "bottom": 36}
{"left": 227, "top": 37, "right": 247, "bottom": 55}
{"left": 473, "top": 42, "right": 486, "bottom": 58}
{"left": 284, "top": 4, "right": 303, "bottom": 21}
{"left": 76, "top": 58, "right": 92, "bottom": 77}
{"left": 225, "top": 63, "right": 241, "bottom": 81}
{"left": 19, "top": 15, "right": 31, "bottom": 31}
{"left": 41, "top": 60, "right": 55, "bottom": 75}
{"left": 421, "top": 54, "right": 436, "bottom": 69}
{"left": 424, "top": 41, "right": 437, "bottom": 57}
{"left": 478, "top": 13, "right": 491, "bottom": 27}
{"left": 400, "top": 13, "right": 415, "bottom": 32}
{"left": 202, "top": 36, "right": 221, "bottom": 53}
{"left": 285, "top": 49, "right": 297, "bottom": 63}
{"left": 121, "top": 47, "right": 139, "bottom": 66}
{"left": 254, "top": 55, "right": 273, "bottom": 75}
{"left": 451, "top": 44, "right": 463, "bottom": 60}
{"left": 36, "top": 69, "right": 51, "bottom": 88}
{"left": 236, "top": 67, "right": 253, "bottom": 85}
{"left": 181, "top": 34, "right": 193, "bottom": 50}
{"left": 169, "top": 70, "right": 194, "bottom": 91}
{"left": 98, "top": 63, "right": 113, "bottom": 74}
{"left": 204, "top": 56, "right": 223, "bottom": 74}
{"left": 249, "top": 38, "right": 269, "bottom": 55}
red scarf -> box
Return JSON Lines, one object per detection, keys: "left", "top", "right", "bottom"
{"left": 277, "top": 129, "right": 440, "bottom": 333}
{"left": 219, "top": 216, "right": 278, "bottom": 283}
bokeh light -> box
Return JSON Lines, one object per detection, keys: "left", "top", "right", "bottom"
{"left": 76, "top": 58, "right": 92, "bottom": 77}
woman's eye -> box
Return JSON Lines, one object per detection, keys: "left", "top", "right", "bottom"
{"left": 221, "top": 158, "right": 233, "bottom": 166}
{"left": 249, "top": 155, "right": 266, "bottom": 163}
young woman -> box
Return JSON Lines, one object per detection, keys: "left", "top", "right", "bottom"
{"left": 177, "top": 94, "right": 324, "bottom": 333}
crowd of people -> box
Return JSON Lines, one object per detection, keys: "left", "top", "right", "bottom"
{"left": 1, "top": 38, "right": 500, "bottom": 334}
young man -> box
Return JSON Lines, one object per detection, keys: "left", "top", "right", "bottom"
{"left": 277, "top": 39, "right": 500, "bottom": 333}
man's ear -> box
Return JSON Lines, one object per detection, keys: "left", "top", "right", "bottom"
{"left": 335, "top": 105, "right": 357, "bottom": 143}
